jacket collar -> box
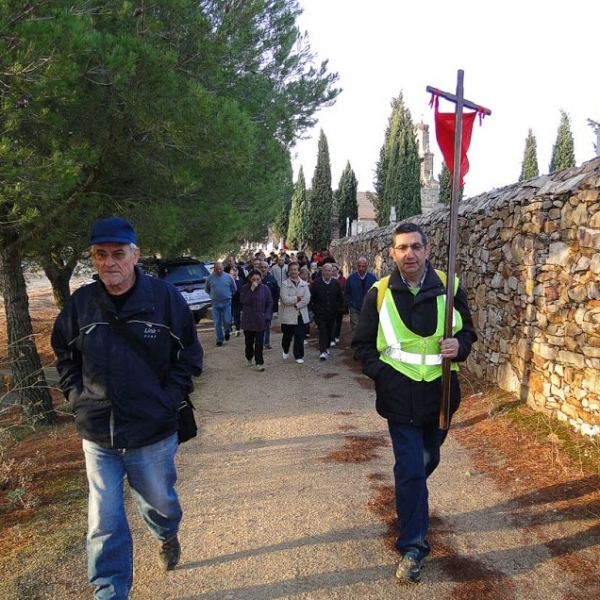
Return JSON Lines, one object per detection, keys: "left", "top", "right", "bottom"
{"left": 389, "top": 262, "right": 444, "bottom": 296}
{"left": 94, "top": 267, "right": 155, "bottom": 317}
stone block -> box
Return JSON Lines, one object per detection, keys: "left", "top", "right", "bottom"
{"left": 497, "top": 365, "right": 520, "bottom": 393}
{"left": 567, "top": 285, "right": 588, "bottom": 303}
{"left": 560, "top": 402, "right": 580, "bottom": 420}
{"left": 528, "top": 371, "right": 544, "bottom": 394}
{"left": 516, "top": 338, "right": 532, "bottom": 360}
{"left": 578, "top": 227, "right": 600, "bottom": 250}
{"left": 532, "top": 342, "right": 557, "bottom": 361}
{"left": 558, "top": 350, "right": 586, "bottom": 368}
{"left": 546, "top": 242, "right": 571, "bottom": 266}
{"left": 544, "top": 285, "right": 561, "bottom": 301}
{"left": 582, "top": 346, "right": 600, "bottom": 358}
{"left": 590, "top": 253, "right": 600, "bottom": 274}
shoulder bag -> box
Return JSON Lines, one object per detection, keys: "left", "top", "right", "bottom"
{"left": 102, "top": 309, "right": 198, "bottom": 444}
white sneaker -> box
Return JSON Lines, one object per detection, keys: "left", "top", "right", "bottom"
{"left": 235, "top": 330, "right": 241, "bottom": 337}
{"left": 319, "top": 352, "right": 328, "bottom": 361}
{"left": 282, "top": 351, "right": 290, "bottom": 360}
{"left": 296, "top": 358, "right": 305, "bottom": 364}
{"left": 334, "top": 337, "right": 340, "bottom": 343}
{"left": 303, "top": 340, "right": 309, "bottom": 346}
{"left": 330, "top": 341, "right": 336, "bottom": 347}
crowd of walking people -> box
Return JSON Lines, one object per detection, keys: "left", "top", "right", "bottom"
{"left": 205, "top": 248, "right": 377, "bottom": 370}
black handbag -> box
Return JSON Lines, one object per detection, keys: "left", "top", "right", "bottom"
{"left": 100, "top": 302, "right": 198, "bottom": 444}
{"left": 178, "top": 396, "right": 198, "bottom": 444}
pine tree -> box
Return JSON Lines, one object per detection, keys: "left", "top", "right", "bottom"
{"left": 307, "top": 130, "right": 333, "bottom": 250}
{"left": 335, "top": 161, "right": 358, "bottom": 237}
{"left": 374, "top": 92, "right": 421, "bottom": 225}
{"left": 549, "top": 110, "right": 576, "bottom": 173}
{"left": 287, "top": 167, "right": 309, "bottom": 248}
{"left": 519, "top": 129, "right": 539, "bottom": 181}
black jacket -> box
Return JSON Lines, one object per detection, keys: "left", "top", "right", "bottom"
{"left": 51, "top": 268, "right": 204, "bottom": 448}
{"left": 309, "top": 277, "right": 343, "bottom": 319}
{"left": 351, "top": 264, "right": 477, "bottom": 426}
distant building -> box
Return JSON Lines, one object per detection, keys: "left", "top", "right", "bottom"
{"left": 354, "top": 191, "right": 377, "bottom": 234}
{"left": 414, "top": 121, "right": 442, "bottom": 212}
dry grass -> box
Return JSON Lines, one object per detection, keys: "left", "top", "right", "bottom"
{"left": 323, "top": 434, "right": 389, "bottom": 464}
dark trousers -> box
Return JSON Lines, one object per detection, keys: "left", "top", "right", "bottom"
{"left": 333, "top": 312, "right": 344, "bottom": 340}
{"left": 314, "top": 315, "right": 335, "bottom": 352}
{"left": 231, "top": 300, "right": 241, "bottom": 331}
{"left": 244, "top": 330, "right": 265, "bottom": 365}
{"left": 387, "top": 420, "right": 448, "bottom": 563}
{"left": 281, "top": 316, "right": 305, "bottom": 359}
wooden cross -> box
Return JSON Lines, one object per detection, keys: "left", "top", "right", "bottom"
{"left": 425, "top": 70, "right": 491, "bottom": 429}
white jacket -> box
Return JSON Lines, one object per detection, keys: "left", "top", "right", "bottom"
{"left": 279, "top": 278, "right": 311, "bottom": 325}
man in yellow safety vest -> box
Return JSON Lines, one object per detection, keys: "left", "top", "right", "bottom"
{"left": 352, "top": 222, "right": 477, "bottom": 584}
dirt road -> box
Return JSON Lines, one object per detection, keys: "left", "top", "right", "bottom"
{"left": 38, "top": 315, "right": 597, "bottom": 599}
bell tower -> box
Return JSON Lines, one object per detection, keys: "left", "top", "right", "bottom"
{"left": 414, "top": 122, "right": 440, "bottom": 213}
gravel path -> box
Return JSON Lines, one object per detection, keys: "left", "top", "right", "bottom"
{"left": 41, "top": 317, "right": 584, "bottom": 599}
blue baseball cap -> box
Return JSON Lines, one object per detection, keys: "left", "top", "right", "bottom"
{"left": 89, "top": 217, "right": 137, "bottom": 245}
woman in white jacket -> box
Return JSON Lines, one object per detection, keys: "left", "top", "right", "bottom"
{"left": 279, "top": 263, "right": 311, "bottom": 363}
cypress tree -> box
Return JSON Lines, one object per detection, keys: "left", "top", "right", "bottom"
{"left": 287, "top": 167, "right": 309, "bottom": 249}
{"left": 519, "top": 129, "right": 539, "bottom": 181}
{"left": 271, "top": 182, "right": 293, "bottom": 244}
{"left": 335, "top": 161, "right": 358, "bottom": 237}
{"left": 439, "top": 161, "right": 464, "bottom": 203}
{"left": 307, "top": 129, "right": 333, "bottom": 250}
{"left": 374, "top": 92, "right": 421, "bottom": 225}
{"left": 396, "top": 111, "right": 422, "bottom": 221}
{"left": 549, "top": 110, "right": 576, "bottom": 173}
{"left": 439, "top": 162, "right": 451, "bottom": 204}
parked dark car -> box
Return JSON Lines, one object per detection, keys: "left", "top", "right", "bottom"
{"left": 152, "top": 258, "right": 212, "bottom": 323}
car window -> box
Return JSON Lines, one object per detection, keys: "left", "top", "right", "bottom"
{"left": 162, "top": 263, "right": 209, "bottom": 284}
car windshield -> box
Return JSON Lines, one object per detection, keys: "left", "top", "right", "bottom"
{"left": 162, "top": 263, "right": 209, "bottom": 284}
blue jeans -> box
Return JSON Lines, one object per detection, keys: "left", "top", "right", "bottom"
{"left": 83, "top": 434, "right": 182, "bottom": 600}
{"left": 212, "top": 300, "right": 232, "bottom": 343}
{"left": 387, "top": 421, "right": 447, "bottom": 563}
{"left": 263, "top": 319, "right": 272, "bottom": 346}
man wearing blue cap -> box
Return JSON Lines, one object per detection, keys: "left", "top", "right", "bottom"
{"left": 51, "top": 217, "right": 204, "bottom": 599}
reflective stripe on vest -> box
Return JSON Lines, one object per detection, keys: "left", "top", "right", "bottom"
{"left": 376, "top": 285, "right": 463, "bottom": 382}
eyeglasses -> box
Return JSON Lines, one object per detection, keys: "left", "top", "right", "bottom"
{"left": 91, "top": 249, "right": 132, "bottom": 261}
{"left": 392, "top": 243, "right": 425, "bottom": 253}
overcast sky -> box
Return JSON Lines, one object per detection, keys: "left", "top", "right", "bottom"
{"left": 291, "top": 0, "right": 600, "bottom": 198}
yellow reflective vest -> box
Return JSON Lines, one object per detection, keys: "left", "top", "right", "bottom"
{"left": 374, "top": 277, "right": 462, "bottom": 382}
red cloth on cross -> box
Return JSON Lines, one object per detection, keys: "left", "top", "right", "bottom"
{"left": 432, "top": 94, "right": 484, "bottom": 187}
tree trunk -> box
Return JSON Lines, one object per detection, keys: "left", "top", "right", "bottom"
{"left": 43, "top": 260, "right": 75, "bottom": 311}
{"left": 0, "top": 234, "right": 56, "bottom": 426}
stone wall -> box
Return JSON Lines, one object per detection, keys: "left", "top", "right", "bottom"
{"left": 332, "top": 157, "right": 600, "bottom": 437}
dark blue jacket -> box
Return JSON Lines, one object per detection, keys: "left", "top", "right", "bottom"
{"left": 261, "top": 272, "right": 280, "bottom": 308}
{"left": 51, "top": 268, "right": 204, "bottom": 448}
{"left": 344, "top": 271, "right": 378, "bottom": 310}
